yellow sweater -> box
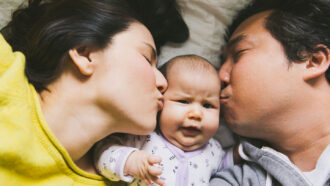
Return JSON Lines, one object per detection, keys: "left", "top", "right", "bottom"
{"left": 0, "top": 34, "right": 121, "bottom": 185}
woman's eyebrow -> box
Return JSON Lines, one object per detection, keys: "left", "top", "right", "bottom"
{"left": 143, "top": 42, "right": 157, "bottom": 61}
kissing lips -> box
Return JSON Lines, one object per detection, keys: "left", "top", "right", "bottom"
{"left": 220, "top": 91, "right": 230, "bottom": 104}
{"left": 220, "top": 96, "right": 229, "bottom": 104}
{"left": 157, "top": 97, "right": 164, "bottom": 111}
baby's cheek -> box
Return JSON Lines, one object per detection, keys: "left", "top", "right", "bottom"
{"left": 205, "top": 114, "right": 219, "bottom": 136}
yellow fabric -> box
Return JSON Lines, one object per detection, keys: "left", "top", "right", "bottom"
{"left": 0, "top": 34, "right": 122, "bottom": 185}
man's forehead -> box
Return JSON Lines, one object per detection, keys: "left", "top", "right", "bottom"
{"left": 224, "top": 10, "right": 273, "bottom": 50}
{"left": 226, "top": 35, "right": 247, "bottom": 50}
{"left": 231, "top": 10, "right": 272, "bottom": 39}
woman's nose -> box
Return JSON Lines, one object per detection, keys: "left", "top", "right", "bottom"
{"left": 154, "top": 68, "right": 168, "bottom": 93}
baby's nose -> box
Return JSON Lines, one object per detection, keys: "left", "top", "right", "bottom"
{"left": 187, "top": 106, "right": 203, "bottom": 121}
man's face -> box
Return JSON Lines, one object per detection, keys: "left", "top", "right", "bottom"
{"left": 219, "top": 11, "right": 305, "bottom": 138}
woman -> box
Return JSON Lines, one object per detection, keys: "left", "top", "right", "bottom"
{"left": 0, "top": 0, "right": 188, "bottom": 185}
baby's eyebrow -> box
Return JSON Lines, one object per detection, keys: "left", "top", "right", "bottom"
{"left": 206, "top": 96, "right": 220, "bottom": 102}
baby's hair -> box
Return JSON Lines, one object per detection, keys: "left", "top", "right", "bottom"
{"left": 160, "top": 54, "right": 217, "bottom": 79}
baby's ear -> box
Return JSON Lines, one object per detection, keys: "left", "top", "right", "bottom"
{"left": 68, "top": 45, "right": 96, "bottom": 76}
{"left": 303, "top": 44, "right": 330, "bottom": 81}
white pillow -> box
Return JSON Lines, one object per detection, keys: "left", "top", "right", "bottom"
{"left": 0, "top": 0, "right": 25, "bottom": 29}
{"left": 158, "top": 0, "right": 252, "bottom": 69}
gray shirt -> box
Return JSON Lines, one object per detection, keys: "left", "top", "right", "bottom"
{"left": 210, "top": 141, "right": 330, "bottom": 186}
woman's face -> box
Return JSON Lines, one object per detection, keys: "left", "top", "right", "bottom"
{"left": 90, "top": 22, "right": 167, "bottom": 135}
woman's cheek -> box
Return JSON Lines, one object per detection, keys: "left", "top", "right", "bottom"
{"left": 138, "top": 62, "right": 156, "bottom": 88}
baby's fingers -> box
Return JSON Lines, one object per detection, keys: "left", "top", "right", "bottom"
{"left": 143, "top": 179, "right": 153, "bottom": 186}
{"left": 148, "top": 155, "right": 162, "bottom": 164}
{"left": 152, "top": 176, "right": 165, "bottom": 186}
{"left": 144, "top": 173, "right": 164, "bottom": 186}
{"left": 145, "top": 155, "right": 163, "bottom": 185}
{"left": 147, "top": 165, "right": 164, "bottom": 185}
{"left": 148, "top": 165, "right": 162, "bottom": 176}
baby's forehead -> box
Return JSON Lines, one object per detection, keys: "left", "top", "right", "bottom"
{"left": 166, "top": 71, "right": 220, "bottom": 98}
{"left": 165, "top": 57, "right": 220, "bottom": 92}
{"left": 165, "top": 55, "right": 218, "bottom": 76}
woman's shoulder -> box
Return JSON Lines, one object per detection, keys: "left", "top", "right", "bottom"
{"left": 0, "top": 34, "right": 25, "bottom": 77}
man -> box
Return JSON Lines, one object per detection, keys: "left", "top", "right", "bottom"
{"left": 211, "top": 0, "right": 330, "bottom": 185}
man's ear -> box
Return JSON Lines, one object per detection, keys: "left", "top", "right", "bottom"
{"left": 303, "top": 44, "right": 330, "bottom": 81}
{"left": 68, "top": 46, "right": 96, "bottom": 76}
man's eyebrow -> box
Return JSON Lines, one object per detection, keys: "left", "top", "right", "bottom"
{"left": 144, "top": 42, "right": 157, "bottom": 61}
{"left": 226, "top": 34, "right": 247, "bottom": 50}
{"left": 220, "top": 34, "right": 247, "bottom": 63}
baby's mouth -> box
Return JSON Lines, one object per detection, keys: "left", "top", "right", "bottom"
{"left": 181, "top": 126, "right": 201, "bottom": 136}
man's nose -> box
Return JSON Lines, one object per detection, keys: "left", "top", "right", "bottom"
{"left": 219, "top": 62, "right": 231, "bottom": 89}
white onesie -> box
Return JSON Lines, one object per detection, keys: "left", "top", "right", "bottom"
{"left": 95, "top": 132, "right": 233, "bottom": 186}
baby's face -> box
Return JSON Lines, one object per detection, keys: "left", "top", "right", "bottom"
{"left": 159, "top": 66, "right": 220, "bottom": 151}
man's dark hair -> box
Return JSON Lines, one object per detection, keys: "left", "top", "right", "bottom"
{"left": 227, "top": 0, "right": 330, "bottom": 82}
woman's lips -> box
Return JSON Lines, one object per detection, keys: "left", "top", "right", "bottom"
{"left": 157, "top": 98, "right": 164, "bottom": 110}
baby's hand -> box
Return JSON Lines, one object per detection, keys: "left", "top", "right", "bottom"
{"left": 124, "top": 150, "right": 164, "bottom": 186}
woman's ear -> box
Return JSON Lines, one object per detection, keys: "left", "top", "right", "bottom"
{"left": 303, "top": 44, "right": 330, "bottom": 81}
{"left": 68, "top": 46, "right": 96, "bottom": 76}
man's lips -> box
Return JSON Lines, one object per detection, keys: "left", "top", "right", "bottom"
{"left": 220, "top": 95, "right": 229, "bottom": 103}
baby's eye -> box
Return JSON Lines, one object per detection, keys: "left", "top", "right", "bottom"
{"left": 177, "top": 100, "right": 189, "bottom": 104}
{"left": 203, "top": 103, "right": 214, "bottom": 109}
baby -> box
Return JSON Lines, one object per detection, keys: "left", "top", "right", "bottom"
{"left": 94, "top": 55, "right": 233, "bottom": 186}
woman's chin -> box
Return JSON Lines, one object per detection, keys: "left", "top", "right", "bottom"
{"left": 136, "top": 122, "right": 157, "bottom": 135}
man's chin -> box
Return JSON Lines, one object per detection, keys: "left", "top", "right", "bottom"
{"left": 223, "top": 119, "right": 247, "bottom": 136}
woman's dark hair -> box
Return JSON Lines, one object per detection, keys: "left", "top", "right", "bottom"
{"left": 226, "top": 0, "right": 330, "bottom": 83}
{"left": 125, "top": 0, "right": 189, "bottom": 54}
{"left": 1, "top": 0, "right": 189, "bottom": 92}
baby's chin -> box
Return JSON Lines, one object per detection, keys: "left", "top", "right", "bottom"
{"left": 162, "top": 132, "right": 209, "bottom": 151}
{"left": 174, "top": 138, "right": 206, "bottom": 152}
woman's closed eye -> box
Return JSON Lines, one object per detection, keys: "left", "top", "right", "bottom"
{"left": 143, "top": 55, "right": 152, "bottom": 65}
